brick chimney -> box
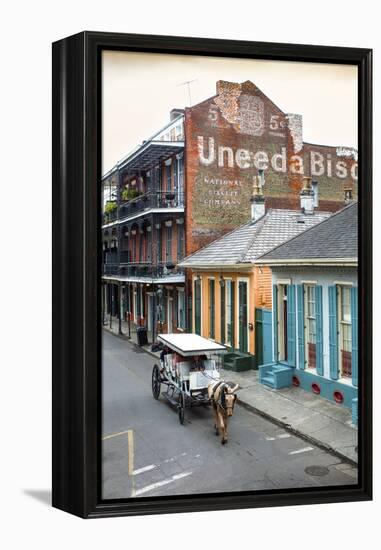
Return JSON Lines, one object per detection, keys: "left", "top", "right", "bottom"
{"left": 250, "top": 174, "right": 266, "bottom": 222}
{"left": 344, "top": 187, "right": 354, "bottom": 204}
{"left": 300, "top": 177, "right": 314, "bottom": 214}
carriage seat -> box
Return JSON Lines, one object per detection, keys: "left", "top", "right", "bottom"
{"left": 203, "top": 359, "right": 216, "bottom": 371}
{"left": 177, "top": 361, "right": 192, "bottom": 380}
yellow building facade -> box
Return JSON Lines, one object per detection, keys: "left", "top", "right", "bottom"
{"left": 191, "top": 266, "right": 272, "bottom": 356}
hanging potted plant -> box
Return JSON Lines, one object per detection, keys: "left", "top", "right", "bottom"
{"left": 104, "top": 200, "right": 117, "bottom": 220}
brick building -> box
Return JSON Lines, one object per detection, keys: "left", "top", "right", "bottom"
{"left": 184, "top": 79, "right": 357, "bottom": 255}
{"left": 102, "top": 79, "right": 357, "bottom": 342}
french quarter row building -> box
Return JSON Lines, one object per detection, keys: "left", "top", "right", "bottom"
{"left": 101, "top": 79, "right": 358, "bottom": 346}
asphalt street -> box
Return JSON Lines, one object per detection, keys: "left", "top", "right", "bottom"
{"left": 102, "top": 330, "right": 357, "bottom": 499}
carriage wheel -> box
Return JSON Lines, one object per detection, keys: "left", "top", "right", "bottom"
{"left": 152, "top": 364, "right": 161, "bottom": 400}
{"left": 178, "top": 391, "right": 185, "bottom": 425}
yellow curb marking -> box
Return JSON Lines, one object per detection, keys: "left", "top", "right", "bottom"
{"left": 102, "top": 430, "right": 130, "bottom": 441}
{"left": 102, "top": 429, "right": 135, "bottom": 497}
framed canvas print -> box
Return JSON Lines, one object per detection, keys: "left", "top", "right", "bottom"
{"left": 52, "top": 32, "right": 372, "bottom": 518}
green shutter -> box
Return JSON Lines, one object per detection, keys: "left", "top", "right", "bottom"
{"left": 194, "top": 280, "right": 201, "bottom": 335}
{"left": 351, "top": 286, "right": 358, "bottom": 387}
{"left": 315, "top": 285, "right": 324, "bottom": 376}
{"left": 287, "top": 285, "right": 296, "bottom": 367}
{"left": 209, "top": 279, "right": 215, "bottom": 339}
{"left": 220, "top": 282, "right": 226, "bottom": 343}
{"left": 238, "top": 281, "right": 248, "bottom": 353}
{"left": 273, "top": 285, "right": 278, "bottom": 362}
{"left": 231, "top": 281, "right": 235, "bottom": 348}
{"left": 329, "top": 286, "right": 338, "bottom": 380}
{"left": 297, "top": 285, "right": 305, "bottom": 370}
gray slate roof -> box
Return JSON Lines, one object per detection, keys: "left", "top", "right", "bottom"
{"left": 258, "top": 202, "right": 357, "bottom": 262}
{"left": 179, "top": 208, "right": 331, "bottom": 267}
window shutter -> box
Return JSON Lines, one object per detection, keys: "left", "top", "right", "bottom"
{"left": 273, "top": 285, "right": 278, "bottom": 362}
{"left": 315, "top": 285, "right": 324, "bottom": 376}
{"left": 174, "top": 291, "right": 178, "bottom": 328}
{"left": 351, "top": 286, "right": 358, "bottom": 387}
{"left": 329, "top": 286, "right": 339, "bottom": 380}
{"left": 231, "top": 281, "right": 235, "bottom": 348}
{"left": 209, "top": 279, "right": 215, "bottom": 339}
{"left": 194, "top": 280, "right": 201, "bottom": 335}
{"left": 297, "top": 284, "right": 305, "bottom": 370}
{"left": 220, "top": 282, "right": 226, "bottom": 344}
{"left": 287, "top": 285, "right": 296, "bottom": 367}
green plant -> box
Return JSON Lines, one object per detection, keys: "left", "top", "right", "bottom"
{"left": 130, "top": 188, "right": 140, "bottom": 199}
{"left": 121, "top": 188, "right": 140, "bottom": 201}
{"left": 104, "top": 201, "right": 117, "bottom": 214}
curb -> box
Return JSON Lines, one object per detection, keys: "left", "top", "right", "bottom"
{"left": 237, "top": 399, "right": 358, "bottom": 467}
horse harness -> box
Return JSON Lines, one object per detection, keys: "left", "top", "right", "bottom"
{"left": 210, "top": 381, "right": 236, "bottom": 412}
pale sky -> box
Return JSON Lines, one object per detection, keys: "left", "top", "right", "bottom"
{"left": 102, "top": 51, "right": 357, "bottom": 174}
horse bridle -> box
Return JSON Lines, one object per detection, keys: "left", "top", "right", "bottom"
{"left": 215, "top": 383, "right": 236, "bottom": 412}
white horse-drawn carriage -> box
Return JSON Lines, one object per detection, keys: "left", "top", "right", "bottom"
{"left": 151, "top": 333, "right": 228, "bottom": 425}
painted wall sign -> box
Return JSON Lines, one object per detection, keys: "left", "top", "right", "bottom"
{"left": 197, "top": 136, "right": 358, "bottom": 180}
{"left": 184, "top": 80, "right": 358, "bottom": 254}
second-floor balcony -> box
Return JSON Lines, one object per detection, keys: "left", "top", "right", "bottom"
{"left": 102, "top": 261, "right": 185, "bottom": 283}
{"left": 103, "top": 191, "right": 185, "bottom": 226}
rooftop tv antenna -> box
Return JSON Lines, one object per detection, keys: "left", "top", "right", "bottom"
{"left": 177, "top": 79, "right": 197, "bottom": 106}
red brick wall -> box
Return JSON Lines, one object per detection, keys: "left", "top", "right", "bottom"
{"left": 184, "top": 80, "right": 357, "bottom": 255}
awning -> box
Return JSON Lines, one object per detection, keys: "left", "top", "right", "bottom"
{"left": 118, "top": 140, "right": 184, "bottom": 173}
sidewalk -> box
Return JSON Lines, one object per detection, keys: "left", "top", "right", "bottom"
{"left": 102, "top": 316, "right": 153, "bottom": 344}
{"left": 223, "top": 369, "right": 358, "bottom": 465}
{"left": 103, "top": 324, "right": 358, "bottom": 465}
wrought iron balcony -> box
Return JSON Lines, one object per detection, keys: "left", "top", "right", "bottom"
{"left": 102, "top": 191, "right": 184, "bottom": 225}
{"left": 102, "top": 264, "right": 120, "bottom": 276}
{"left": 102, "top": 261, "right": 185, "bottom": 281}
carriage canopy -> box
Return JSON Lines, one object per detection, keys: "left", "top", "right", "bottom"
{"left": 157, "top": 333, "right": 227, "bottom": 357}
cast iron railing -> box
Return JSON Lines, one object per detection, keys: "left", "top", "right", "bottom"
{"left": 102, "top": 191, "right": 184, "bottom": 225}
{"left": 102, "top": 261, "right": 184, "bottom": 279}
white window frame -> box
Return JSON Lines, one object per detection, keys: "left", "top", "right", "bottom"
{"left": 277, "top": 284, "right": 287, "bottom": 362}
{"left": 304, "top": 283, "right": 317, "bottom": 371}
{"left": 337, "top": 284, "right": 352, "bottom": 381}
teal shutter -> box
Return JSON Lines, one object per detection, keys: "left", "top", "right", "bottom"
{"left": 287, "top": 285, "right": 296, "bottom": 367}
{"left": 273, "top": 285, "right": 278, "bottom": 362}
{"left": 329, "top": 286, "right": 338, "bottom": 380}
{"left": 297, "top": 285, "right": 305, "bottom": 370}
{"left": 351, "top": 286, "right": 358, "bottom": 387}
{"left": 315, "top": 285, "right": 324, "bottom": 376}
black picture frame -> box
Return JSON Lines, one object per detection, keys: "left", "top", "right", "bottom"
{"left": 52, "top": 31, "right": 372, "bottom": 519}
